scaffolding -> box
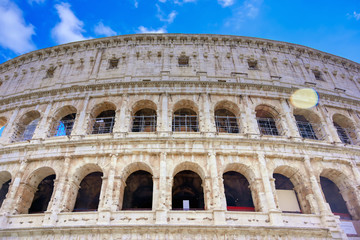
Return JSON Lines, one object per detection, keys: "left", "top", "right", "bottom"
{"left": 91, "top": 117, "right": 115, "bottom": 134}
{"left": 215, "top": 116, "right": 239, "bottom": 133}
{"left": 52, "top": 119, "right": 75, "bottom": 137}
{"left": 257, "top": 118, "right": 279, "bottom": 136}
{"left": 172, "top": 115, "right": 199, "bottom": 132}
{"left": 131, "top": 115, "right": 157, "bottom": 132}
{"left": 296, "top": 121, "right": 324, "bottom": 140}
{"left": 334, "top": 125, "right": 354, "bottom": 144}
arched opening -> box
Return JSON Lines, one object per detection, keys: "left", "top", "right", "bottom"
{"left": 215, "top": 109, "right": 239, "bottom": 133}
{"left": 54, "top": 113, "right": 76, "bottom": 136}
{"left": 132, "top": 109, "right": 157, "bottom": 132}
{"left": 320, "top": 176, "right": 351, "bottom": 220}
{"left": 273, "top": 173, "right": 301, "bottom": 213}
{"left": 223, "top": 171, "right": 254, "bottom": 211}
{"left": 333, "top": 114, "right": 357, "bottom": 145}
{"left": 172, "top": 109, "right": 198, "bottom": 132}
{"left": 0, "top": 117, "right": 7, "bottom": 137}
{"left": 294, "top": 109, "right": 324, "bottom": 140}
{"left": 122, "top": 170, "right": 153, "bottom": 210}
{"left": 73, "top": 172, "right": 103, "bottom": 212}
{"left": 13, "top": 111, "right": 41, "bottom": 142}
{"left": 172, "top": 170, "right": 204, "bottom": 210}
{"left": 28, "top": 174, "right": 56, "bottom": 214}
{"left": 0, "top": 171, "right": 11, "bottom": 208}
{"left": 91, "top": 110, "right": 116, "bottom": 134}
{"left": 255, "top": 106, "right": 280, "bottom": 136}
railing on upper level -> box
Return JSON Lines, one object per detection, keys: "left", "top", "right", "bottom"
{"left": 334, "top": 125, "right": 355, "bottom": 145}
{"left": 51, "top": 119, "right": 75, "bottom": 137}
{"left": 172, "top": 115, "right": 199, "bottom": 132}
{"left": 215, "top": 116, "right": 240, "bottom": 133}
{"left": 90, "top": 117, "right": 115, "bottom": 134}
{"left": 256, "top": 118, "right": 280, "bottom": 136}
{"left": 131, "top": 115, "right": 157, "bottom": 132}
{"left": 296, "top": 121, "right": 325, "bottom": 140}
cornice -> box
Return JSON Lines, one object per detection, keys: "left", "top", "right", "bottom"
{"left": 0, "top": 34, "right": 359, "bottom": 73}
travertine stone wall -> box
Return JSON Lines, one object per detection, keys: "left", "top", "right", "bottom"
{"left": 0, "top": 34, "right": 359, "bottom": 239}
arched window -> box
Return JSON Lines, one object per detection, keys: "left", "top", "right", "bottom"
{"left": 132, "top": 109, "right": 157, "bottom": 132}
{"left": 172, "top": 109, "right": 198, "bottom": 132}
{"left": 53, "top": 113, "right": 76, "bottom": 136}
{"left": 73, "top": 172, "right": 103, "bottom": 212}
{"left": 333, "top": 114, "right": 357, "bottom": 145}
{"left": 0, "top": 172, "right": 11, "bottom": 208}
{"left": 13, "top": 111, "right": 41, "bottom": 142}
{"left": 223, "top": 171, "right": 254, "bottom": 211}
{"left": 172, "top": 170, "right": 204, "bottom": 210}
{"left": 28, "top": 174, "right": 56, "bottom": 214}
{"left": 255, "top": 106, "right": 280, "bottom": 136}
{"left": 320, "top": 176, "right": 351, "bottom": 220}
{"left": 215, "top": 109, "right": 239, "bottom": 133}
{"left": 294, "top": 115, "right": 318, "bottom": 139}
{"left": 91, "top": 110, "right": 116, "bottom": 134}
{"left": 122, "top": 170, "right": 153, "bottom": 210}
{"left": 294, "top": 109, "right": 324, "bottom": 140}
{"left": 273, "top": 174, "right": 301, "bottom": 213}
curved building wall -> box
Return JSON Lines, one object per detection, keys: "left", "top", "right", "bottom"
{"left": 0, "top": 34, "right": 359, "bottom": 239}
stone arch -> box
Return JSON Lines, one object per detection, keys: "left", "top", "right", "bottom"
{"left": 293, "top": 108, "right": 324, "bottom": 140}
{"left": 273, "top": 165, "right": 312, "bottom": 214}
{"left": 214, "top": 101, "right": 240, "bottom": 133}
{"left": 119, "top": 162, "right": 154, "bottom": 211}
{"left": 332, "top": 113, "right": 358, "bottom": 144}
{"left": 71, "top": 163, "right": 104, "bottom": 212}
{"left": 172, "top": 161, "right": 206, "bottom": 181}
{"left": 0, "top": 116, "right": 7, "bottom": 137}
{"left": 89, "top": 102, "right": 117, "bottom": 134}
{"left": 222, "top": 163, "right": 259, "bottom": 211}
{"left": 320, "top": 168, "right": 360, "bottom": 220}
{"left": 18, "top": 167, "right": 56, "bottom": 214}
{"left": 255, "top": 104, "right": 282, "bottom": 136}
{"left": 49, "top": 105, "right": 77, "bottom": 137}
{"left": 0, "top": 171, "right": 12, "bottom": 208}
{"left": 172, "top": 99, "right": 199, "bottom": 114}
{"left": 131, "top": 100, "right": 157, "bottom": 132}
{"left": 12, "top": 110, "right": 41, "bottom": 142}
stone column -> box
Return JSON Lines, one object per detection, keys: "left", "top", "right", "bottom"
{"left": 71, "top": 95, "right": 90, "bottom": 136}
{"left": 33, "top": 102, "right": 53, "bottom": 139}
{"left": 257, "top": 152, "right": 282, "bottom": 225}
{"left": 202, "top": 94, "right": 216, "bottom": 133}
{"left": 0, "top": 107, "right": 20, "bottom": 144}
{"left": 156, "top": 152, "right": 168, "bottom": 224}
{"left": 241, "top": 96, "right": 259, "bottom": 135}
{"left": 317, "top": 105, "right": 339, "bottom": 143}
{"left": 280, "top": 98, "right": 301, "bottom": 138}
{"left": 208, "top": 151, "right": 226, "bottom": 225}
{"left": 159, "top": 93, "right": 169, "bottom": 133}
{"left": 117, "top": 95, "right": 130, "bottom": 133}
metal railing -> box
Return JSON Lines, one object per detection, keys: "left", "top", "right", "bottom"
{"left": 20, "top": 119, "right": 39, "bottom": 141}
{"left": 334, "top": 125, "right": 354, "bottom": 144}
{"left": 91, "top": 117, "right": 115, "bottom": 134}
{"left": 257, "top": 118, "right": 279, "bottom": 136}
{"left": 172, "top": 115, "right": 199, "bottom": 132}
{"left": 215, "top": 116, "right": 239, "bottom": 133}
{"left": 296, "top": 121, "right": 324, "bottom": 140}
{"left": 52, "top": 119, "right": 75, "bottom": 136}
{"left": 131, "top": 115, "right": 157, "bottom": 132}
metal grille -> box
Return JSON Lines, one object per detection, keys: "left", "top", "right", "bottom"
{"left": 131, "top": 115, "right": 157, "bottom": 132}
{"left": 296, "top": 121, "right": 319, "bottom": 140}
{"left": 257, "top": 118, "right": 279, "bottom": 136}
{"left": 334, "top": 125, "right": 353, "bottom": 144}
{"left": 172, "top": 115, "right": 199, "bottom": 132}
{"left": 21, "top": 119, "right": 39, "bottom": 141}
{"left": 53, "top": 119, "right": 75, "bottom": 136}
{"left": 215, "top": 116, "right": 239, "bottom": 133}
{"left": 91, "top": 117, "right": 115, "bottom": 134}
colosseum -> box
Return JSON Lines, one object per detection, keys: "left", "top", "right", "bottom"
{"left": 0, "top": 34, "right": 359, "bottom": 239}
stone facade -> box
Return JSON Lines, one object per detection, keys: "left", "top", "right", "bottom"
{"left": 0, "top": 34, "right": 359, "bottom": 239}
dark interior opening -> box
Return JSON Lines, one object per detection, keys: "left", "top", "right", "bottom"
{"left": 92, "top": 110, "right": 116, "bottom": 134}
{"left": 215, "top": 109, "right": 239, "bottom": 133}
{"left": 28, "top": 174, "right": 56, "bottom": 214}
{"left": 223, "top": 171, "right": 254, "bottom": 211}
{"left": 172, "top": 170, "right": 204, "bottom": 210}
{"left": 132, "top": 108, "right": 157, "bottom": 132}
{"left": 73, "top": 172, "right": 103, "bottom": 212}
{"left": 0, "top": 179, "right": 11, "bottom": 208}
{"left": 122, "top": 170, "right": 153, "bottom": 210}
{"left": 172, "top": 108, "right": 198, "bottom": 132}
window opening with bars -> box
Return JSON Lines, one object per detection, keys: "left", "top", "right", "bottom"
{"left": 334, "top": 122, "right": 353, "bottom": 144}
{"left": 215, "top": 109, "right": 239, "bottom": 133}
{"left": 257, "top": 118, "right": 279, "bottom": 136}
{"left": 132, "top": 108, "right": 157, "bottom": 132}
{"left": 52, "top": 113, "right": 76, "bottom": 137}
{"left": 91, "top": 110, "right": 115, "bottom": 134}
{"left": 294, "top": 115, "right": 322, "bottom": 140}
{"left": 172, "top": 108, "right": 198, "bottom": 132}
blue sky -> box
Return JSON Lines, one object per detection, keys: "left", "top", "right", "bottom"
{"left": 0, "top": 0, "right": 359, "bottom": 64}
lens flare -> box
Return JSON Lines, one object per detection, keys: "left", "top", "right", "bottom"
{"left": 290, "top": 88, "right": 319, "bottom": 109}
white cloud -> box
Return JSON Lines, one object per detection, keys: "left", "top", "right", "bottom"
{"left": 52, "top": 2, "right": 88, "bottom": 44}
{"left": 174, "top": 0, "right": 196, "bottom": 4}
{"left": 353, "top": 11, "right": 360, "bottom": 20}
{"left": 28, "top": 0, "right": 46, "bottom": 4}
{"left": 224, "top": 0, "right": 262, "bottom": 29}
{"left": 218, "top": 0, "right": 234, "bottom": 7}
{"left": 137, "top": 26, "right": 166, "bottom": 33}
{"left": 156, "top": 4, "right": 177, "bottom": 23}
{"left": 94, "top": 22, "right": 117, "bottom": 37}
{"left": 0, "top": 0, "right": 36, "bottom": 54}
{"left": 134, "top": 0, "right": 138, "bottom": 8}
